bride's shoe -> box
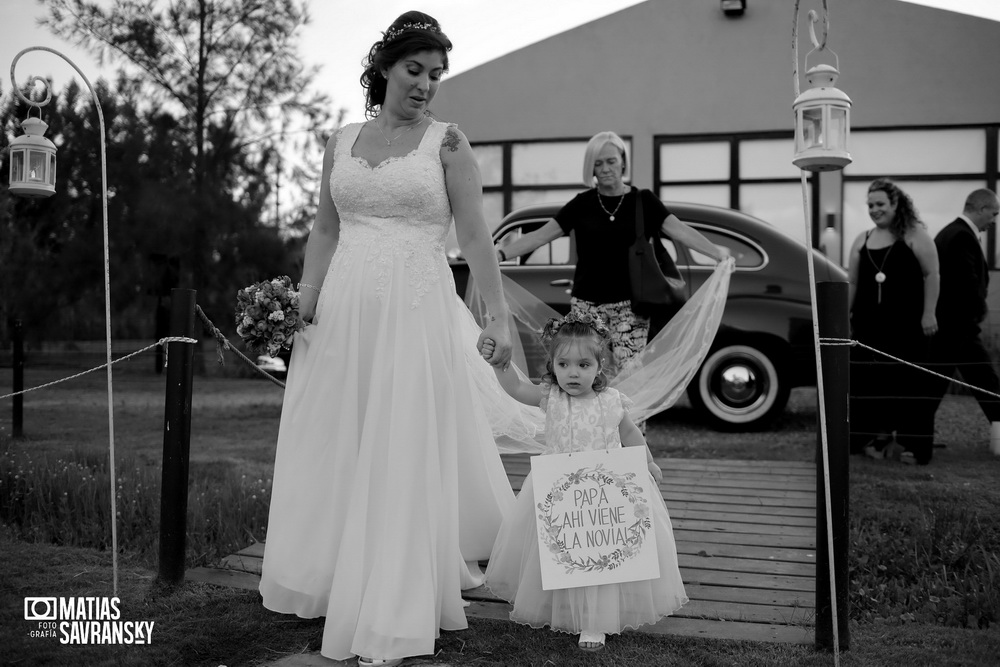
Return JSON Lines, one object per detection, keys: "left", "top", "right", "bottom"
{"left": 357, "top": 658, "right": 403, "bottom": 667}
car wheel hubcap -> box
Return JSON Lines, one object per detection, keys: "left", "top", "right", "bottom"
{"left": 699, "top": 345, "right": 779, "bottom": 424}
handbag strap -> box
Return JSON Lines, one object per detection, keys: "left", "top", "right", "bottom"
{"left": 634, "top": 187, "right": 645, "bottom": 247}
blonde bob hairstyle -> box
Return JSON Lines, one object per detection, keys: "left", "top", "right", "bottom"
{"left": 582, "top": 131, "right": 630, "bottom": 187}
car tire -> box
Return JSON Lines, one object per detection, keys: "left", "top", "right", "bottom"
{"left": 688, "top": 343, "right": 790, "bottom": 431}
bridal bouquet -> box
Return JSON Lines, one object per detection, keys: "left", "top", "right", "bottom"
{"left": 235, "top": 276, "right": 304, "bottom": 357}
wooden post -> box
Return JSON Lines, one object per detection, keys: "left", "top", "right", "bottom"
{"left": 815, "top": 281, "right": 850, "bottom": 650}
{"left": 157, "top": 288, "right": 197, "bottom": 586}
{"left": 12, "top": 319, "right": 24, "bottom": 438}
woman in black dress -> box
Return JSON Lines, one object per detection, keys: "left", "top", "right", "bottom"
{"left": 847, "top": 178, "right": 939, "bottom": 463}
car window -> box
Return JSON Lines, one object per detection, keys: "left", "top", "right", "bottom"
{"left": 666, "top": 226, "right": 764, "bottom": 269}
{"left": 525, "top": 236, "right": 571, "bottom": 265}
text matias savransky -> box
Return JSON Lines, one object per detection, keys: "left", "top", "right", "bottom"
{"left": 24, "top": 596, "right": 155, "bottom": 645}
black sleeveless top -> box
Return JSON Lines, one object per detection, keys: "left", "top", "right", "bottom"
{"left": 851, "top": 231, "right": 925, "bottom": 352}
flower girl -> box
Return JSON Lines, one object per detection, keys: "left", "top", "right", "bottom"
{"left": 482, "top": 313, "right": 688, "bottom": 651}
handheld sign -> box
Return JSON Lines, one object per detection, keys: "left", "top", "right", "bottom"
{"left": 531, "top": 447, "right": 659, "bottom": 590}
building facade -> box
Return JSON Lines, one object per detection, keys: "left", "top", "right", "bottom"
{"left": 431, "top": 0, "right": 1000, "bottom": 269}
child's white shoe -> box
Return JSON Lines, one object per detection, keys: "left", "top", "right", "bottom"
{"left": 578, "top": 631, "right": 605, "bottom": 652}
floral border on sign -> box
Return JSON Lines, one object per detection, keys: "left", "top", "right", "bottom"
{"left": 536, "top": 463, "right": 651, "bottom": 574}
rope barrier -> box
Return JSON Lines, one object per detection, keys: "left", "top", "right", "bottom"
{"left": 820, "top": 337, "right": 1000, "bottom": 400}
{"left": 194, "top": 305, "right": 286, "bottom": 389}
{"left": 0, "top": 337, "right": 198, "bottom": 401}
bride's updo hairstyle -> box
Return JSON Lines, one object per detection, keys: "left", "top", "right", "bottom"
{"left": 361, "top": 11, "right": 453, "bottom": 118}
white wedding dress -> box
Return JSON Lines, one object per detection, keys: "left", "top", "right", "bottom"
{"left": 259, "top": 119, "right": 515, "bottom": 661}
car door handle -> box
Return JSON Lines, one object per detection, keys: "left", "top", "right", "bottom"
{"left": 550, "top": 279, "right": 573, "bottom": 287}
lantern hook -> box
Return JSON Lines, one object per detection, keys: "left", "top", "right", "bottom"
{"left": 793, "top": 0, "right": 838, "bottom": 96}
{"left": 10, "top": 49, "right": 56, "bottom": 110}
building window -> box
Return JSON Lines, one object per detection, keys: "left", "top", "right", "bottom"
{"left": 842, "top": 127, "right": 998, "bottom": 267}
{"left": 655, "top": 126, "right": 999, "bottom": 265}
{"left": 655, "top": 132, "right": 816, "bottom": 245}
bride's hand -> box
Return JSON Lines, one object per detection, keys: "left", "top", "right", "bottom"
{"left": 478, "top": 319, "right": 512, "bottom": 369}
{"left": 299, "top": 291, "right": 319, "bottom": 325}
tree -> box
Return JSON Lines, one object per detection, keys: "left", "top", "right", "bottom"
{"left": 21, "top": 0, "right": 339, "bottom": 359}
{"left": 40, "top": 0, "right": 336, "bottom": 290}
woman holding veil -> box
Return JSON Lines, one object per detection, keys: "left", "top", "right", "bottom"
{"left": 473, "top": 131, "right": 735, "bottom": 444}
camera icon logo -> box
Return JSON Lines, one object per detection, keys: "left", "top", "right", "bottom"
{"left": 24, "top": 597, "right": 58, "bottom": 621}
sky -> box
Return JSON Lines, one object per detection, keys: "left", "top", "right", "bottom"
{"left": 2, "top": 0, "right": 999, "bottom": 125}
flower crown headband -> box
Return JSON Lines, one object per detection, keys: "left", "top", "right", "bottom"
{"left": 540, "top": 312, "right": 611, "bottom": 343}
{"left": 383, "top": 21, "right": 441, "bottom": 44}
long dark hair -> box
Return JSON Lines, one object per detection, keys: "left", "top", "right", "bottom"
{"left": 360, "top": 11, "right": 452, "bottom": 118}
{"left": 868, "top": 177, "right": 923, "bottom": 238}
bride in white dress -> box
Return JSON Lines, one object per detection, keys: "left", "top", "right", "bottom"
{"left": 259, "top": 12, "right": 514, "bottom": 666}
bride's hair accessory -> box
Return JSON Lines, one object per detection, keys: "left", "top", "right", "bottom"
{"left": 383, "top": 22, "right": 441, "bottom": 43}
{"left": 541, "top": 312, "right": 611, "bottom": 343}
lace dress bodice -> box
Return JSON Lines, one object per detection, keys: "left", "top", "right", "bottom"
{"left": 328, "top": 120, "right": 454, "bottom": 307}
{"left": 540, "top": 384, "right": 632, "bottom": 454}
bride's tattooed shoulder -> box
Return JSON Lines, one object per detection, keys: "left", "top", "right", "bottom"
{"left": 443, "top": 124, "right": 462, "bottom": 152}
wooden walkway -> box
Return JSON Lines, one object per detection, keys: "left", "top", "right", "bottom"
{"left": 189, "top": 455, "right": 816, "bottom": 645}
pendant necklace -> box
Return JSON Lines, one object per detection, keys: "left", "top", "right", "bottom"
{"left": 373, "top": 115, "right": 424, "bottom": 146}
{"left": 866, "top": 239, "right": 894, "bottom": 304}
{"left": 597, "top": 189, "right": 626, "bottom": 221}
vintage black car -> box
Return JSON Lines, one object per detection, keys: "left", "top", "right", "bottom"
{"left": 450, "top": 201, "right": 847, "bottom": 430}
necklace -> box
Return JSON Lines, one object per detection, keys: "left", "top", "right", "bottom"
{"left": 865, "top": 236, "right": 894, "bottom": 304}
{"left": 372, "top": 115, "right": 425, "bottom": 146}
{"left": 597, "top": 188, "right": 627, "bottom": 221}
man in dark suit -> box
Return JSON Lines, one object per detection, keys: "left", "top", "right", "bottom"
{"left": 927, "top": 188, "right": 1000, "bottom": 458}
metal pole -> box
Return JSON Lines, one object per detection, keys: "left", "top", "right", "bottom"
{"left": 12, "top": 319, "right": 24, "bottom": 438}
{"left": 157, "top": 289, "right": 197, "bottom": 586}
{"left": 815, "top": 281, "right": 850, "bottom": 650}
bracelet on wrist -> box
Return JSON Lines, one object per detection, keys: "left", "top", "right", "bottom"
{"left": 298, "top": 282, "right": 322, "bottom": 294}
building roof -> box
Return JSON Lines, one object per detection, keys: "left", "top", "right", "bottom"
{"left": 431, "top": 0, "right": 1000, "bottom": 141}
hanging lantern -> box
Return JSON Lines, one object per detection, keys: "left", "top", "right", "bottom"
{"left": 9, "top": 115, "right": 57, "bottom": 198}
{"left": 793, "top": 63, "right": 851, "bottom": 172}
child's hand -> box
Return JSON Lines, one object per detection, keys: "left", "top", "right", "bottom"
{"left": 648, "top": 460, "right": 663, "bottom": 483}
{"left": 480, "top": 337, "right": 496, "bottom": 360}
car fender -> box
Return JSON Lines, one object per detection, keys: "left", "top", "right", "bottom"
{"left": 715, "top": 295, "right": 817, "bottom": 387}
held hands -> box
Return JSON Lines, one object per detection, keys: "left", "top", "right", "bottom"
{"left": 648, "top": 460, "right": 663, "bottom": 483}
{"left": 716, "top": 246, "right": 732, "bottom": 263}
{"left": 477, "top": 318, "right": 512, "bottom": 370}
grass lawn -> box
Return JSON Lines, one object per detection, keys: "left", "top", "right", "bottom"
{"left": 2, "top": 366, "right": 999, "bottom": 665}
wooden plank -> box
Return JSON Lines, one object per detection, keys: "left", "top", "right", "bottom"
{"left": 463, "top": 600, "right": 813, "bottom": 644}
{"left": 662, "top": 477, "right": 815, "bottom": 492}
{"left": 671, "top": 518, "right": 815, "bottom": 538}
{"left": 669, "top": 508, "right": 814, "bottom": 527}
{"left": 663, "top": 461, "right": 815, "bottom": 476}
{"left": 238, "top": 542, "right": 266, "bottom": 558}
{"left": 675, "top": 541, "right": 816, "bottom": 564}
{"left": 654, "top": 457, "right": 816, "bottom": 474}
{"left": 663, "top": 490, "right": 815, "bottom": 508}
{"left": 674, "top": 599, "right": 813, "bottom": 626}
{"left": 674, "top": 530, "right": 815, "bottom": 550}
{"left": 220, "top": 553, "right": 263, "bottom": 575}
{"left": 682, "top": 583, "right": 814, "bottom": 608}
{"left": 664, "top": 484, "right": 815, "bottom": 501}
{"left": 665, "top": 500, "right": 816, "bottom": 518}
{"left": 642, "top": 616, "right": 813, "bottom": 644}
{"left": 680, "top": 568, "right": 814, "bottom": 593}
{"left": 187, "top": 566, "right": 261, "bottom": 591}
{"left": 677, "top": 554, "right": 814, "bottom": 578}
